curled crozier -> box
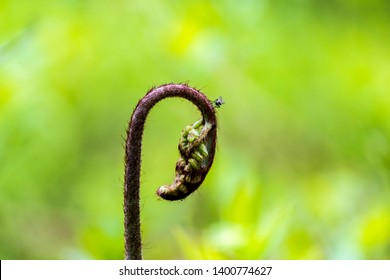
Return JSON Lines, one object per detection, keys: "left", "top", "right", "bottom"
{"left": 156, "top": 118, "right": 215, "bottom": 200}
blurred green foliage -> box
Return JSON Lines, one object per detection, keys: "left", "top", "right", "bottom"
{"left": 1, "top": 0, "right": 389, "bottom": 259}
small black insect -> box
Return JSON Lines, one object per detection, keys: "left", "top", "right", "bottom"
{"left": 213, "top": 96, "right": 225, "bottom": 108}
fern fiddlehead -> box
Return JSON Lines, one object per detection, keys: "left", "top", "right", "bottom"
{"left": 157, "top": 118, "right": 214, "bottom": 200}
{"left": 124, "top": 83, "right": 221, "bottom": 259}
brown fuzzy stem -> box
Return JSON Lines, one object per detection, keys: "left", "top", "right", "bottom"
{"left": 124, "top": 83, "right": 217, "bottom": 260}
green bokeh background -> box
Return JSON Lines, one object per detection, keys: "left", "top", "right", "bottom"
{"left": 1, "top": 0, "right": 389, "bottom": 259}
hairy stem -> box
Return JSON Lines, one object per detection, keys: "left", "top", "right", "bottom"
{"left": 124, "top": 83, "right": 217, "bottom": 260}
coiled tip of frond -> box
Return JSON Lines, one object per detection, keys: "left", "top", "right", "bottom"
{"left": 156, "top": 117, "right": 216, "bottom": 201}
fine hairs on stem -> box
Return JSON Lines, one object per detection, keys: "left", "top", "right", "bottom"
{"left": 123, "top": 83, "right": 219, "bottom": 260}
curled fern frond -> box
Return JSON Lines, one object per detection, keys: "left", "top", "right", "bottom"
{"left": 157, "top": 118, "right": 214, "bottom": 201}
{"left": 124, "top": 83, "right": 220, "bottom": 259}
